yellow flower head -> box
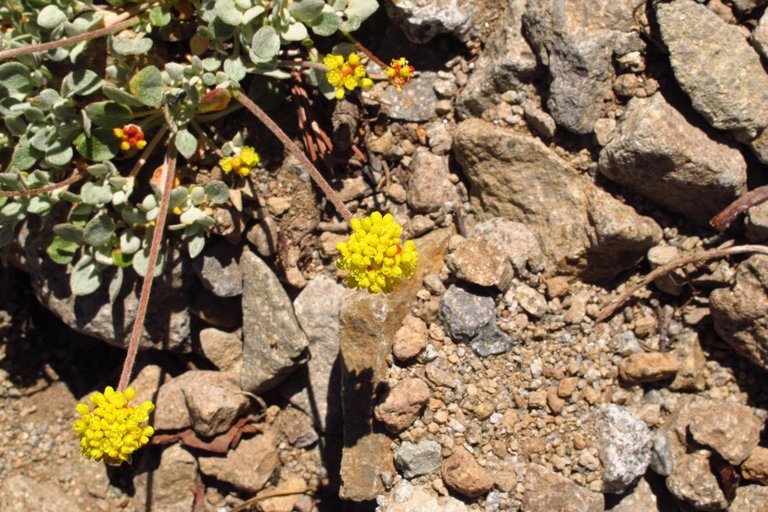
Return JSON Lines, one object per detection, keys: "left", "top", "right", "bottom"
{"left": 336, "top": 211, "right": 418, "bottom": 294}
{"left": 323, "top": 52, "right": 373, "bottom": 100}
{"left": 113, "top": 124, "right": 147, "bottom": 152}
{"left": 73, "top": 386, "right": 155, "bottom": 466}
{"left": 385, "top": 57, "right": 415, "bottom": 91}
{"left": 220, "top": 145, "right": 260, "bottom": 177}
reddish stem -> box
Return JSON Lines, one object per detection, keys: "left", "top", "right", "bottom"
{"left": 117, "top": 144, "right": 177, "bottom": 391}
{"left": 0, "top": 15, "right": 138, "bottom": 61}
{"left": 233, "top": 89, "right": 352, "bottom": 223}
{"left": 710, "top": 184, "right": 768, "bottom": 232}
{"left": 0, "top": 168, "right": 84, "bottom": 197}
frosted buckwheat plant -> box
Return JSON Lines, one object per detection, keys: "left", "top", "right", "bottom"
{"left": 336, "top": 211, "right": 418, "bottom": 293}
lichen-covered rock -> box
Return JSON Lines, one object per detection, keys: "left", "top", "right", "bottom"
{"left": 394, "top": 440, "right": 443, "bottom": 479}
{"left": 594, "top": 405, "right": 652, "bottom": 493}
{"left": 376, "top": 480, "right": 470, "bottom": 512}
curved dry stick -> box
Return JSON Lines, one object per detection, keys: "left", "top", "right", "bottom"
{"left": 0, "top": 15, "right": 138, "bottom": 61}
{"left": 233, "top": 89, "right": 352, "bottom": 223}
{"left": 0, "top": 168, "right": 84, "bottom": 197}
{"left": 710, "top": 184, "right": 768, "bottom": 232}
{"left": 117, "top": 144, "right": 177, "bottom": 391}
{"left": 596, "top": 243, "right": 768, "bottom": 322}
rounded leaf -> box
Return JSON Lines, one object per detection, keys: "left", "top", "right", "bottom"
{"left": 37, "top": 5, "right": 68, "bottom": 29}
{"left": 251, "top": 26, "right": 280, "bottom": 63}
{"left": 174, "top": 129, "right": 198, "bottom": 160}
{"left": 70, "top": 257, "right": 103, "bottom": 296}
{"left": 83, "top": 212, "right": 116, "bottom": 247}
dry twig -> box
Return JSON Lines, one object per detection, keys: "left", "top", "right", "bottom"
{"left": 596, "top": 243, "right": 768, "bottom": 322}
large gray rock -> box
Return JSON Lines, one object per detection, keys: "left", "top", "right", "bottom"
{"left": 656, "top": 0, "right": 768, "bottom": 146}
{"left": 730, "top": 485, "right": 768, "bottom": 512}
{"left": 283, "top": 275, "right": 346, "bottom": 433}
{"left": 471, "top": 218, "right": 545, "bottom": 273}
{"left": 594, "top": 404, "right": 652, "bottom": 494}
{"left": 456, "top": 0, "right": 537, "bottom": 117}
{"left": 383, "top": 0, "right": 474, "bottom": 43}
{"left": 522, "top": 0, "right": 638, "bottom": 134}
{"left": 598, "top": 93, "right": 746, "bottom": 223}
{"left": 191, "top": 239, "right": 242, "bottom": 297}
{"left": 439, "top": 285, "right": 495, "bottom": 343}
{"left": 454, "top": 119, "right": 662, "bottom": 280}
{"left": 240, "top": 250, "right": 308, "bottom": 393}
{"left": 394, "top": 440, "right": 443, "bottom": 478}
{"left": 133, "top": 445, "right": 198, "bottom": 512}
{"left": 711, "top": 255, "right": 768, "bottom": 370}
{"left": 378, "top": 71, "right": 439, "bottom": 122}
{"left": 15, "top": 222, "right": 194, "bottom": 351}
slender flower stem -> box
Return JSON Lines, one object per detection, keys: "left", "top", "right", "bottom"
{"left": 128, "top": 125, "right": 168, "bottom": 178}
{"left": 0, "top": 168, "right": 84, "bottom": 197}
{"left": 344, "top": 33, "right": 388, "bottom": 70}
{"left": 117, "top": 144, "right": 177, "bottom": 392}
{"left": 0, "top": 15, "right": 139, "bottom": 61}
{"left": 233, "top": 89, "right": 353, "bottom": 223}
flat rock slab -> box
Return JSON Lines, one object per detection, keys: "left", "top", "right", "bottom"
{"left": 338, "top": 229, "right": 450, "bottom": 501}
{"left": 454, "top": 118, "right": 661, "bottom": 280}
{"left": 240, "top": 250, "right": 308, "bottom": 393}
{"left": 198, "top": 432, "right": 279, "bottom": 494}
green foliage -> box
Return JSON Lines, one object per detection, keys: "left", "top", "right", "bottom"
{"left": 0, "top": 0, "right": 382, "bottom": 295}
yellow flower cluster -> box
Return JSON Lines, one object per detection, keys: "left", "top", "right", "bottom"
{"left": 324, "top": 53, "right": 373, "bottom": 100}
{"left": 113, "top": 124, "right": 147, "bottom": 152}
{"left": 73, "top": 386, "right": 155, "bottom": 466}
{"left": 385, "top": 57, "right": 415, "bottom": 91}
{"left": 336, "top": 211, "right": 418, "bottom": 294}
{"left": 220, "top": 146, "right": 260, "bottom": 177}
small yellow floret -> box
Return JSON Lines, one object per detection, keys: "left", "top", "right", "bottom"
{"left": 385, "top": 57, "right": 415, "bottom": 91}
{"left": 72, "top": 386, "right": 155, "bottom": 466}
{"left": 219, "top": 146, "right": 260, "bottom": 177}
{"left": 336, "top": 211, "right": 419, "bottom": 294}
{"left": 324, "top": 52, "right": 371, "bottom": 100}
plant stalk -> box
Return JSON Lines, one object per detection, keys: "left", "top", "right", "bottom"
{"left": 0, "top": 15, "right": 139, "bottom": 61}
{"left": 233, "top": 89, "right": 352, "bottom": 223}
{"left": 117, "top": 144, "right": 177, "bottom": 392}
{"left": 0, "top": 168, "right": 84, "bottom": 197}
